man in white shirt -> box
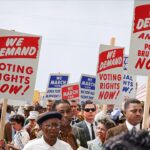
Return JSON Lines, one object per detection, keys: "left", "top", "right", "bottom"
{"left": 23, "top": 112, "right": 73, "bottom": 150}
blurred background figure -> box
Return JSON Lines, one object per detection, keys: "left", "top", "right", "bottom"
{"left": 106, "top": 105, "right": 114, "bottom": 117}
{"left": 88, "top": 118, "right": 116, "bottom": 150}
{"left": 0, "top": 109, "right": 13, "bottom": 146}
{"left": 70, "top": 100, "right": 82, "bottom": 125}
{"left": 46, "top": 99, "right": 54, "bottom": 112}
{"left": 23, "top": 104, "right": 33, "bottom": 125}
{"left": 25, "top": 111, "right": 40, "bottom": 140}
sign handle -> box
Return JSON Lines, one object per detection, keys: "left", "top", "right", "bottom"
{"left": 142, "top": 77, "right": 150, "bottom": 129}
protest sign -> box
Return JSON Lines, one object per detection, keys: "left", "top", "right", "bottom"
{"left": 95, "top": 44, "right": 124, "bottom": 105}
{"left": 0, "top": 29, "right": 42, "bottom": 101}
{"left": 61, "top": 83, "right": 79, "bottom": 101}
{"left": 127, "top": 0, "right": 150, "bottom": 129}
{"left": 128, "top": 1, "right": 150, "bottom": 75}
{"left": 45, "top": 73, "right": 69, "bottom": 100}
{"left": 80, "top": 74, "right": 96, "bottom": 102}
{"left": 122, "top": 56, "right": 136, "bottom": 99}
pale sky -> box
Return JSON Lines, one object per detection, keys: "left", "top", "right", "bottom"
{"left": 0, "top": 0, "right": 147, "bottom": 93}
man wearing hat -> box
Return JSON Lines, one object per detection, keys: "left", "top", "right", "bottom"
{"left": 23, "top": 112, "right": 73, "bottom": 150}
{"left": 25, "top": 111, "right": 40, "bottom": 140}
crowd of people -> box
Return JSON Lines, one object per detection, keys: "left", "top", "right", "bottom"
{"left": 0, "top": 98, "right": 150, "bottom": 150}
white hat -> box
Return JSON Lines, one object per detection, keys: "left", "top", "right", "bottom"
{"left": 28, "top": 111, "right": 39, "bottom": 120}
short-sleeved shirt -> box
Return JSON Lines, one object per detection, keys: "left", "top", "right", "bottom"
{"left": 23, "top": 137, "right": 73, "bottom": 150}
{"left": 13, "top": 129, "right": 30, "bottom": 149}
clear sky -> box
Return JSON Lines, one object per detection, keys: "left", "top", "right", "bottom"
{"left": 0, "top": 0, "right": 147, "bottom": 93}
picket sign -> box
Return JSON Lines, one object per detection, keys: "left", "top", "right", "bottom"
{"left": 142, "top": 77, "right": 150, "bottom": 129}
{"left": 102, "top": 37, "right": 116, "bottom": 113}
{"left": 0, "top": 98, "right": 7, "bottom": 141}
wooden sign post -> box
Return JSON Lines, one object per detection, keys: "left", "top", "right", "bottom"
{"left": 142, "top": 78, "right": 150, "bottom": 129}
{"left": 0, "top": 98, "right": 8, "bottom": 141}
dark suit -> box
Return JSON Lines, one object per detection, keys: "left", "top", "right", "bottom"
{"left": 106, "top": 122, "right": 128, "bottom": 141}
{"left": 72, "top": 126, "right": 88, "bottom": 148}
{"left": 74, "top": 121, "right": 91, "bottom": 142}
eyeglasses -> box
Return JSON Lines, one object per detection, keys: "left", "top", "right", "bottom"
{"left": 84, "top": 108, "right": 96, "bottom": 112}
{"left": 43, "top": 123, "right": 60, "bottom": 129}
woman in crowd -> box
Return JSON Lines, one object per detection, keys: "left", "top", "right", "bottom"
{"left": 7, "top": 114, "right": 30, "bottom": 150}
{"left": 88, "top": 117, "right": 116, "bottom": 150}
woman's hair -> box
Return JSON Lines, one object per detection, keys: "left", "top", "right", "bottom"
{"left": 96, "top": 118, "right": 116, "bottom": 130}
{"left": 9, "top": 114, "right": 25, "bottom": 127}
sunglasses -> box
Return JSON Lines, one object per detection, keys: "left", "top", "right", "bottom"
{"left": 84, "top": 108, "right": 96, "bottom": 112}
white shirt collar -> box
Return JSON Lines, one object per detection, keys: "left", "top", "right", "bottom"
{"left": 126, "top": 120, "right": 140, "bottom": 131}
{"left": 41, "top": 136, "right": 60, "bottom": 149}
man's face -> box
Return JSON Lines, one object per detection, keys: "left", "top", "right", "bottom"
{"left": 70, "top": 101, "right": 78, "bottom": 116}
{"left": 41, "top": 118, "right": 60, "bottom": 141}
{"left": 83, "top": 104, "right": 96, "bottom": 122}
{"left": 124, "top": 103, "right": 143, "bottom": 126}
{"left": 56, "top": 103, "right": 72, "bottom": 127}
{"left": 46, "top": 101, "right": 53, "bottom": 112}
{"left": 107, "top": 104, "right": 114, "bottom": 113}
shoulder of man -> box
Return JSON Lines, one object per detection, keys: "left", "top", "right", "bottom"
{"left": 74, "top": 121, "right": 85, "bottom": 128}
{"left": 57, "top": 139, "right": 73, "bottom": 150}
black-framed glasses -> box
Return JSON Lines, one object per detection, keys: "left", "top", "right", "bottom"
{"left": 84, "top": 108, "right": 96, "bottom": 112}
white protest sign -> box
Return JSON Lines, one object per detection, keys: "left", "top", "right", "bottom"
{"left": 0, "top": 29, "right": 42, "bottom": 101}
{"left": 61, "top": 83, "right": 80, "bottom": 101}
{"left": 45, "top": 73, "right": 69, "bottom": 100}
{"left": 123, "top": 56, "right": 136, "bottom": 99}
{"left": 80, "top": 74, "right": 96, "bottom": 102}
{"left": 128, "top": 1, "right": 150, "bottom": 75}
{"left": 95, "top": 44, "right": 124, "bottom": 105}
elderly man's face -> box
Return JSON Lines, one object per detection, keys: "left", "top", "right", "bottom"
{"left": 124, "top": 103, "right": 143, "bottom": 126}
{"left": 41, "top": 118, "right": 60, "bottom": 141}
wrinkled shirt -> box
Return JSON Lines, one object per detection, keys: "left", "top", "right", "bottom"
{"left": 23, "top": 136, "right": 73, "bottom": 150}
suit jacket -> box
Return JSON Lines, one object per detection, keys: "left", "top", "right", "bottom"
{"left": 74, "top": 121, "right": 91, "bottom": 142}
{"left": 88, "top": 138, "right": 104, "bottom": 150}
{"left": 72, "top": 126, "right": 88, "bottom": 148}
{"left": 106, "top": 122, "right": 128, "bottom": 141}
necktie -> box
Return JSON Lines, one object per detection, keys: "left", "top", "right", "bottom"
{"left": 132, "top": 126, "right": 136, "bottom": 131}
{"left": 91, "top": 123, "right": 95, "bottom": 140}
